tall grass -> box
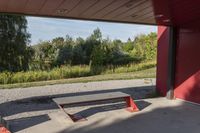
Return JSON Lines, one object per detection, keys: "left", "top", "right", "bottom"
{"left": 104, "top": 60, "right": 156, "bottom": 74}
{"left": 0, "top": 61, "right": 156, "bottom": 84}
{"left": 0, "top": 65, "right": 91, "bottom": 84}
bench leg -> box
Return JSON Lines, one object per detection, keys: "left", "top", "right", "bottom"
{"left": 0, "top": 124, "right": 10, "bottom": 133}
{"left": 124, "top": 96, "right": 139, "bottom": 112}
{"left": 59, "top": 105, "right": 87, "bottom": 122}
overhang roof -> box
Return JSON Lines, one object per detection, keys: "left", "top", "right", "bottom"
{"left": 0, "top": 0, "right": 200, "bottom": 26}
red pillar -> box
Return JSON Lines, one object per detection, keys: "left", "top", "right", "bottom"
{"left": 156, "top": 26, "right": 170, "bottom": 96}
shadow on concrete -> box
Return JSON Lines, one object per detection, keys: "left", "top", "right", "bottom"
{"left": 58, "top": 101, "right": 200, "bottom": 133}
{"left": 0, "top": 86, "right": 155, "bottom": 118}
{"left": 0, "top": 85, "right": 155, "bottom": 132}
{"left": 8, "top": 114, "right": 50, "bottom": 132}
{"left": 71, "top": 100, "right": 152, "bottom": 119}
{"left": 5, "top": 100, "right": 151, "bottom": 132}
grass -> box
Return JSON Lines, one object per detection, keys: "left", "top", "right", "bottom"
{"left": 0, "top": 65, "right": 92, "bottom": 84}
{"left": 104, "top": 61, "right": 156, "bottom": 74}
{"left": 0, "top": 60, "right": 156, "bottom": 85}
{"left": 0, "top": 67, "right": 156, "bottom": 89}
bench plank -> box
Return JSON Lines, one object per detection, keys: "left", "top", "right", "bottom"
{"left": 53, "top": 92, "right": 139, "bottom": 122}
{"left": 53, "top": 92, "right": 129, "bottom": 105}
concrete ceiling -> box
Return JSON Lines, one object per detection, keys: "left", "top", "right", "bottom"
{"left": 1, "top": 0, "right": 200, "bottom": 26}
{"left": 0, "top": 0, "right": 156, "bottom": 25}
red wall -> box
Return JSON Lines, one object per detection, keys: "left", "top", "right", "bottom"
{"left": 156, "top": 26, "right": 170, "bottom": 96}
{"left": 157, "top": 24, "right": 200, "bottom": 103}
{"left": 174, "top": 26, "right": 200, "bottom": 103}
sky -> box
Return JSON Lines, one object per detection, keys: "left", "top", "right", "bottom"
{"left": 27, "top": 16, "right": 157, "bottom": 45}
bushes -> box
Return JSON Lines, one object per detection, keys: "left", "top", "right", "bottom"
{"left": 0, "top": 65, "right": 91, "bottom": 84}
{"left": 0, "top": 61, "right": 156, "bottom": 85}
{"left": 0, "top": 72, "right": 13, "bottom": 84}
{"left": 104, "top": 60, "right": 156, "bottom": 74}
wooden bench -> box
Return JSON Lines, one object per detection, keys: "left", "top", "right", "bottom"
{"left": 53, "top": 92, "right": 139, "bottom": 122}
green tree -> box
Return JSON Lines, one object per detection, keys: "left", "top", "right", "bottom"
{"left": 130, "top": 32, "right": 157, "bottom": 61}
{"left": 52, "top": 37, "right": 65, "bottom": 49}
{"left": 55, "top": 35, "right": 74, "bottom": 66}
{"left": 0, "top": 14, "right": 32, "bottom": 72}
{"left": 90, "top": 28, "right": 102, "bottom": 41}
{"left": 32, "top": 41, "right": 57, "bottom": 70}
{"left": 72, "top": 37, "right": 87, "bottom": 65}
{"left": 84, "top": 28, "right": 102, "bottom": 63}
{"left": 56, "top": 44, "right": 73, "bottom": 66}
{"left": 123, "top": 38, "right": 134, "bottom": 52}
{"left": 29, "top": 27, "right": 157, "bottom": 72}
{"left": 90, "top": 39, "right": 110, "bottom": 66}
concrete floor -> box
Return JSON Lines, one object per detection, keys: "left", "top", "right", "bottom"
{"left": 1, "top": 80, "right": 200, "bottom": 133}
{"left": 8, "top": 97, "right": 200, "bottom": 133}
